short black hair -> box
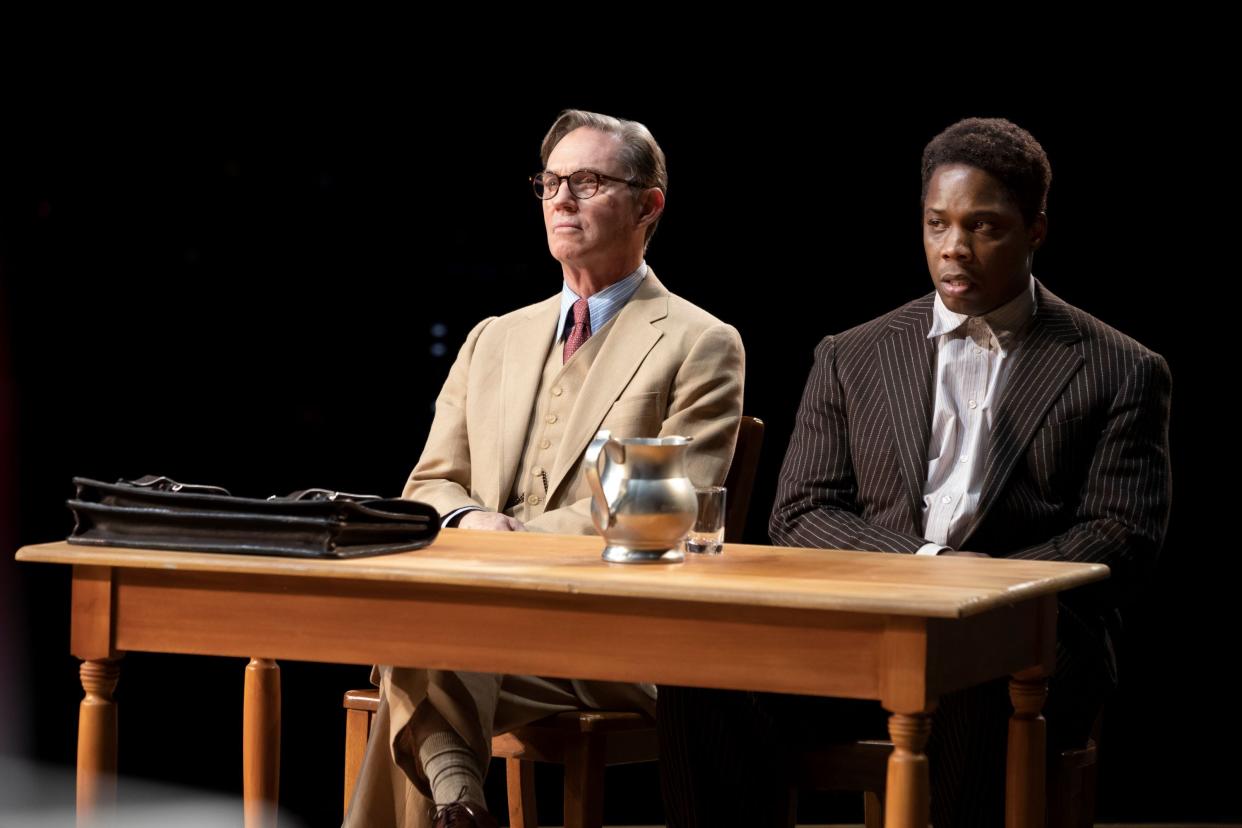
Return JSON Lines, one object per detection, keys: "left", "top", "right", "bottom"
{"left": 921, "top": 118, "right": 1051, "bottom": 225}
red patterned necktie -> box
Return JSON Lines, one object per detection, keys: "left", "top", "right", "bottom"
{"left": 563, "top": 297, "right": 591, "bottom": 363}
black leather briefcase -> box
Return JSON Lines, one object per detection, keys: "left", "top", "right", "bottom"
{"left": 66, "top": 475, "right": 439, "bottom": 558}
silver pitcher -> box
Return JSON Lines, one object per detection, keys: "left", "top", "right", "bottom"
{"left": 584, "top": 429, "right": 698, "bottom": 563}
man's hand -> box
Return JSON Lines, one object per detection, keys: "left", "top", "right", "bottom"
{"left": 456, "top": 510, "right": 527, "bottom": 532}
{"left": 941, "top": 549, "right": 990, "bottom": 558}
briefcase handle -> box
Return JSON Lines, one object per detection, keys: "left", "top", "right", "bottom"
{"left": 127, "top": 475, "right": 233, "bottom": 497}
{"left": 278, "top": 488, "right": 383, "bottom": 503}
{"left": 128, "top": 476, "right": 382, "bottom": 504}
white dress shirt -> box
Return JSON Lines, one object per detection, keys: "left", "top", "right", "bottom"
{"left": 916, "top": 277, "right": 1037, "bottom": 555}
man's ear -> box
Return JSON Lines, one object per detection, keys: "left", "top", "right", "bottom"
{"left": 1029, "top": 211, "right": 1048, "bottom": 251}
{"left": 636, "top": 187, "right": 665, "bottom": 228}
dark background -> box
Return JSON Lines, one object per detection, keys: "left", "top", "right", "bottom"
{"left": 1, "top": 64, "right": 1233, "bottom": 825}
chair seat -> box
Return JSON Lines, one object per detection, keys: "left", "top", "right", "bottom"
{"left": 343, "top": 688, "right": 379, "bottom": 713}
{"left": 520, "top": 710, "right": 652, "bottom": 732}
{"left": 342, "top": 688, "right": 652, "bottom": 737}
{"left": 797, "top": 740, "right": 893, "bottom": 791}
{"left": 493, "top": 710, "right": 656, "bottom": 767}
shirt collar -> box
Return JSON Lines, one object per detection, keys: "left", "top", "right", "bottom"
{"left": 558, "top": 262, "right": 648, "bottom": 341}
{"left": 927, "top": 275, "right": 1037, "bottom": 353}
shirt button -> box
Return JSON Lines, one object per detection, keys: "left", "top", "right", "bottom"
{"left": 968, "top": 400, "right": 978, "bottom": 409}
{"left": 532, "top": 466, "right": 543, "bottom": 477}
{"left": 941, "top": 495, "right": 952, "bottom": 504}
{"left": 546, "top": 413, "right": 558, "bottom": 424}
{"left": 539, "top": 439, "right": 551, "bottom": 450}
{"left": 527, "top": 494, "right": 541, "bottom": 506}
{"left": 551, "top": 386, "right": 563, "bottom": 397}
{"left": 960, "top": 456, "right": 968, "bottom": 463}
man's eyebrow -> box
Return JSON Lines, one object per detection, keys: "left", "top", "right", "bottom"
{"left": 545, "top": 166, "right": 609, "bottom": 175}
{"left": 924, "top": 206, "right": 1008, "bottom": 216}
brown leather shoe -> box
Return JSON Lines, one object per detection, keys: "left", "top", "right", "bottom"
{"left": 431, "top": 800, "right": 499, "bottom": 828}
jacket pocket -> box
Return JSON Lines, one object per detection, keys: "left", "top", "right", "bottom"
{"left": 600, "top": 391, "right": 666, "bottom": 438}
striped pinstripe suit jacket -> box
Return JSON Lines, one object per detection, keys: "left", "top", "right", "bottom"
{"left": 770, "top": 281, "right": 1171, "bottom": 663}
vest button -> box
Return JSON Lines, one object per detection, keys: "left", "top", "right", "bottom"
{"left": 532, "top": 466, "right": 544, "bottom": 477}
{"left": 540, "top": 439, "right": 551, "bottom": 450}
{"left": 551, "top": 386, "right": 563, "bottom": 396}
{"left": 528, "top": 494, "right": 541, "bottom": 506}
{"left": 546, "top": 413, "right": 558, "bottom": 424}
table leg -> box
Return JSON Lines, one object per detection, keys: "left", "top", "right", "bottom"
{"left": 243, "top": 657, "right": 281, "bottom": 828}
{"left": 1006, "top": 670, "right": 1048, "bottom": 828}
{"left": 884, "top": 712, "right": 931, "bottom": 828}
{"left": 76, "top": 657, "right": 121, "bottom": 827}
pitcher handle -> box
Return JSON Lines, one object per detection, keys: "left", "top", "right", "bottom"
{"left": 584, "top": 429, "right": 617, "bottom": 530}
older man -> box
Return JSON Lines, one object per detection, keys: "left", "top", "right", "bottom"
{"left": 658, "top": 118, "right": 1171, "bottom": 827}
{"left": 345, "top": 110, "right": 744, "bottom": 828}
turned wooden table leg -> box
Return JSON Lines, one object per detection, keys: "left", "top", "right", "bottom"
{"left": 884, "top": 712, "right": 931, "bottom": 828}
{"left": 1006, "top": 670, "right": 1048, "bottom": 828}
{"left": 243, "top": 657, "right": 281, "bottom": 828}
{"left": 76, "top": 657, "right": 121, "bottom": 826}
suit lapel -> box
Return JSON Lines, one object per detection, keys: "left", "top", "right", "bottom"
{"left": 962, "top": 283, "right": 1083, "bottom": 543}
{"left": 496, "top": 295, "right": 560, "bottom": 509}
{"left": 877, "top": 297, "right": 937, "bottom": 520}
{"left": 546, "top": 272, "right": 667, "bottom": 502}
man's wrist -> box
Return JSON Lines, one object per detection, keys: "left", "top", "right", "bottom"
{"left": 442, "top": 506, "right": 484, "bottom": 528}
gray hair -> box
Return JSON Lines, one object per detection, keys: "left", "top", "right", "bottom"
{"left": 540, "top": 109, "right": 667, "bottom": 246}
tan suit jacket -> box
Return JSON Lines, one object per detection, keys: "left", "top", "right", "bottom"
{"left": 403, "top": 270, "right": 745, "bottom": 533}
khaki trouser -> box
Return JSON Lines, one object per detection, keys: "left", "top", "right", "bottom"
{"left": 343, "top": 666, "right": 655, "bottom": 828}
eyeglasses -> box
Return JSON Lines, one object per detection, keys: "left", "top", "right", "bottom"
{"left": 530, "top": 169, "right": 641, "bottom": 200}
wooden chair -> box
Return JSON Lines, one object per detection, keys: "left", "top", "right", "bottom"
{"left": 793, "top": 716, "right": 1101, "bottom": 828}
{"left": 722, "top": 415, "right": 764, "bottom": 544}
{"left": 343, "top": 416, "right": 765, "bottom": 828}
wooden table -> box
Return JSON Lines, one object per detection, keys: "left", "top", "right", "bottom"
{"left": 17, "top": 529, "right": 1108, "bottom": 827}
